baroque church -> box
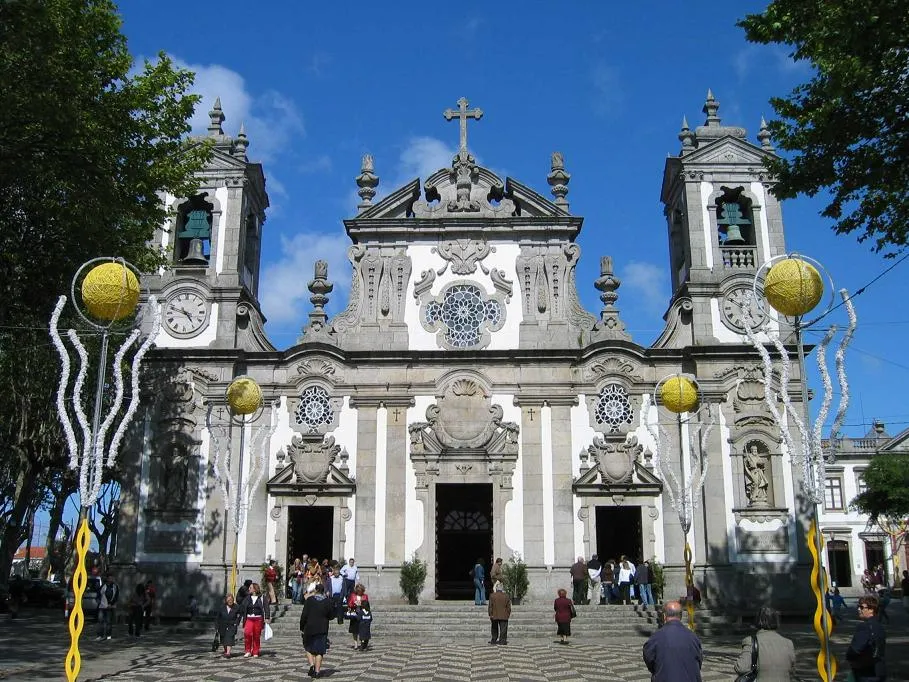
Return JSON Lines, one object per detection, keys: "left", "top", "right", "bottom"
{"left": 115, "top": 93, "right": 813, "bottom": 608}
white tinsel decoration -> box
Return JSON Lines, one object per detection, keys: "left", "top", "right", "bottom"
{"left": 49, "top": 294, "right": 161, "bottom": 508}
{"left": 642, "top": 397, "right": 714, "bottom": 534}
{"left": 743, "top": 289, "right": 857, "bottom": 504}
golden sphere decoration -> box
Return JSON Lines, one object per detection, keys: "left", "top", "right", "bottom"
{"left": 226, "top": 377, "right": 262, "bottom": 415}
{"left": 80, "top": 262, "right": 140, "bottom": 321}
{"left": 764, "top": 258, "right": 824, "bottom": 317}
{"left": 660, "top": 376, "right": 699, "bottom": 414}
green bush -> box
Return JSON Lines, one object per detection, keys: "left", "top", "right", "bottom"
{"left": 650, "top": 560, "right": 665, "bottom": 602}
{"left": 399, "top": 553, "right": 428, "bottom": 604}
{"left": 501, "top": 555, "right": 530, "bottom": 602}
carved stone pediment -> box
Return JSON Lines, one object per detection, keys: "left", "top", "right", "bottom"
{"left": 588, "top": 434, "right": 644, "bottom": 485}
{"left": 573, "top": 434, "right": 660, "bottom": 496}
{"left": 433, "top": 239, "right": 493, "bottom": 275}
{"left": 286, "top": 434, "right": 340, "bottom": 484}
{"left": 266, "top": 437, "right": 355, "bottom": 497}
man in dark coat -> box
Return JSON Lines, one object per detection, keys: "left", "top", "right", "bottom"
{"left": 487, "top": 581, "right": 512, "bottom": 645}
{"left": 236, "top": 579, "right": 252, "bottom": 605}
{"left": 846, "top": 595, "right": 886, "bottom": 682}
{"left": 570, "top": 556, "right": 587, "bottom": 605}
{"left": 300, "top": 583, "right": 334, "bottom": 679}
{"left": 642, "top": 601, "right": 702, "bottom": 682}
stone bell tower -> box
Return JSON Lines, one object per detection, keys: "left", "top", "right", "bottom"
{"left": 145, "top": 97, "right": 272, "bottom": 352}
{"left": 657, "top": 90, "right": 787, "bottom": 348}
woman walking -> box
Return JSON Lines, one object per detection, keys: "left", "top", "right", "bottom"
{"left": 300, "top": 583, "right": 333, "bottom": 678}
{"left": 554, "top": 588, "right": 575, "bottom": 645}
{"left": 617, "top": 557, "right": 636, "bottom": 605}
{"left": 216, "top": 594, "right": 241, "bottom": 658}
{"left": 733, "top": 606, "right": 795, "bottom": 681}
{"left": 127, "top": 584, "right": 149, "bottom": 638}
{"left": 239, "top": 582, "right": 271, "bottom": 658}
{"left": 346, "top": 583, "right": 369, "bottom": 649}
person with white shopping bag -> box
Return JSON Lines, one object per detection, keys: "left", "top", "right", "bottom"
{"left": 238, "top": 582, "right": 272, "bottom": 658}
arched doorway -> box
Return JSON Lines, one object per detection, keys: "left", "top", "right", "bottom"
{"left": 435, "top": 483, "right": 493, "bottom": 599}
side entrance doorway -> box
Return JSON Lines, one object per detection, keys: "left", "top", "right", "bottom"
{"left": 827, "top": 540, "right": 852, "bottom": 588}
{"left": 435, "top": 483, "right": 493, "bottom": 600}
{"left": 287, "top": 506, "right": 333, "bottom": 573}
{"left": 595, "top": 506, "right": 644, "bottom": 565}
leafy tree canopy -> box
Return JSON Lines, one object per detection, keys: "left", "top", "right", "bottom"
{"left": 739, "top": 1, "right": 909, "bottom": 254}
{"left": 852, "top": 453, "right": 909, "bottom": 520}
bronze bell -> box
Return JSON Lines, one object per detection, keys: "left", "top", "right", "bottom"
{"left": 182, "top": 238, "right": 208, "bottom": 264}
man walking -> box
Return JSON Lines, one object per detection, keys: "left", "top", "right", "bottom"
{"left": 587, "top": 554, "right": 602, "bottom": 605}
{"left": 340, "top": 557, "right": 358, "bottom": 601}
{"left": 846, "top": 595, "right": 886, "bottom": 682}
{"left": 488, "top": 581, "right": 512, "bottom": 645}
{"left": 643, "top": 601, "right": 702, "bottom": 681}
{"left": 570, "top": 556, "right": 587, "bottom": 605}
{"left": 636, "top": 560, "right": 655, "bottom": 606}
{"left": 96, "top": 573, "right": 120, "bottom": 641}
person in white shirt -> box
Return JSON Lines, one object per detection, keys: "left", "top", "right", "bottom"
{"left": 617, "top": 556, "right": 636, "bottom": 605}
{"left": 340, "top": 558, "right": 359, "bottom": 600}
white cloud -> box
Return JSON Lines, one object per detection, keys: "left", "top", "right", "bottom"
{"left": 173, "top": 58, "right": 304, "bottom": 163}
{"left": 590, "top": 62, "right": 624, "bottom": 116}
{"left": 259, "top": 231, "right": 352, "bottom": 331}
{"left": 733, "top": 44, "right": 813, "bottom": 81}
{"left": 396, "top": 137, "right": 456, "bottom": 183}
{"left": 299, "top": 155, "right": 333, "bottom": 174}
{"left": 621, "top": 261, "right": 667, "bottom": 312}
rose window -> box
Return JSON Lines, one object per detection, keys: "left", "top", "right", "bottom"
{"left": 294, "top": 386, "right": 333, "bottom": 429}
{"left": 423, "top": 283, "right": 503, "bottom": 348}
{"left": 594, "top": 384, "right": 633, "bottom": 433}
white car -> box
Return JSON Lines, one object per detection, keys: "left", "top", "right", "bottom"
{"left": 65, "top": 576, "right": 101, "bottom": 620}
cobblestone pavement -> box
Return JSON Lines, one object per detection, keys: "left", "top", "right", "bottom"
{"left": 2, "top": 607, "right": 906, "bottom": 681}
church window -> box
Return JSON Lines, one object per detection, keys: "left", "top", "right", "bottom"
{"left": 424, "top": 283, "right": 503, "bottom": 348}
{"left": 442, "top": 509, "right": 490, "bottom": 531}
{"left": 594, "top": 384, "right": 633, "bottom": 433}
{"left": 294, "top": 386, "right": 334, "bottom": 429}
{"left": 823, "top": 476, "right": 845, "bottom": 511}
{"left": 175, "top": 195, "right": 213, "bottom": 265}
{"left": 715, "top": 187, "right": 755, "bottom": 247}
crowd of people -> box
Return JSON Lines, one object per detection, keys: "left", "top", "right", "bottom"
{"left": 569, "top": 553, "right": 656, "bottom": 606}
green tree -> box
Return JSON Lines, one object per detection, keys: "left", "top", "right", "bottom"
{"left": 852, "top": 453, "right": 909, "bottom": 520}
{"left": 0, "top": 0, "right": 208, "bottom": 583}
{"left": 739, "top": 1, "right": 909, "bottom": 254}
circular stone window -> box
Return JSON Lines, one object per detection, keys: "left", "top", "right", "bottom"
{"left": 594, "top": 384, "right": 633, "bottom": 433}
{"left": 294, "top": 385, "right": 333, "bottom": 429}
{"left": 438, "top": 284, "right": 502, "bottom": 348}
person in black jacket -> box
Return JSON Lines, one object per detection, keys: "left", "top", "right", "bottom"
{"left": 846, "top": 595, "right": 887, "bottom": 682}
{"left": 236, "top": 579, "right": 252, "bottom": 605}
{"left": 216, "top": 594, "right": 241, "bottom": 658}
{"left": 300, "top": 583, "right": 334, "bottom": 678}
{"left": 642, "top": 600, "right": 703, "bottom": 681}
{"left": 238, "top": 582, "right": 271, "bottom": 658}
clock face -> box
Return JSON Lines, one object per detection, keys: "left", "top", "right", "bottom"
{"left": 164, "top": 291, "right": 209, "bottom": 336}
{"left": 722, "top": 287, "right": 766, "bottom": 331}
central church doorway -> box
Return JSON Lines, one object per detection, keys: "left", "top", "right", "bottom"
{"left": 596, "top": 506, "right": 644, "bottom": 563}
{"left": 436, "top": 483, "right": 493, "bottom": 600}
{"left": 287, "top": 506, "right": 333, "bottom": 572}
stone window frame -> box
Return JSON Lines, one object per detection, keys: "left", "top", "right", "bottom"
{"left": 172, "top": 193, "right": 218, "bottom": 265}
{"left": 855, "top": 468, "right": 868, "bottom": 496}
{"left": 823, "top": 474, "right": 846, "bottom": 511}
{"left": 417, "top": 278, "right": 508, "bottom": 351}
{"left": 286, "top": 381, "right": 343, "bottom": 436}
{"left": 584, "top": 378, "right": 637, "bottom": 436}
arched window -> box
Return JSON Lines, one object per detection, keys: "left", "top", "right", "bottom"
{"left": 715, "top": 187, "right": 755, "bottom": 247}
{"left": 174, "top": 195, "right": 213, "bottom": 264}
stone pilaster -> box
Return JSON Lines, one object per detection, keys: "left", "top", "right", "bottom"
{"left": 352, "top": 402, "right": 377, "bottom": 564}
{"left": 549, "top": 403, "right": 576, "bottom": 565}
{"left": 384, "top": 399, "right": 413, "bottom": 565}
{"left": 518, "top": 401, "right": 544, "bottom": 564}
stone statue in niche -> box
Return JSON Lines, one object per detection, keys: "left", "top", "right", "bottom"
{"left": 157, "top": 448, "right": 189, "bottom": 510}
{"left": 744, "top": 444, "right": 770, "bottom": 507}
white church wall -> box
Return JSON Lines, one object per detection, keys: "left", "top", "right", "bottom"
{"left": 153, "top": 301, "right": 220, "bottom": 348}
{"left": 570, "top": 398, "right": 597, "bottom": 559}
{"left": 404, "top": 243, "right": 523, "bottom": 351}
{"left": 541, "top": 405, "right": 555, "bottom": 567}
{"left": 631, "top": 397, "right": 666, "bottom": 563}
{"left": 496, "top": 394, "right": 524, "bottom": 557}
{"left": 213, "top": 186, "right": 229, "bottom": 275}
{"left": 700, "top": 180, "right": 715, "bottom": 269}
{"left": 750, "top": 182, "right": 773, "bottom": 265}
{"left": 335, "top": 397, "right": 359, "bottom": 557}
{"left": 265, "top": 396, "right": 292, "bottom": 561}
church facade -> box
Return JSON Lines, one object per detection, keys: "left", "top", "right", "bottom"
{"left": 115, "top": 93, "right": 814, "bottom": 609}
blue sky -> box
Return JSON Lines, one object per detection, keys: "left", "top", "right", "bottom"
{"left": 117, "top": 0, "right": 909, "bottom": 440}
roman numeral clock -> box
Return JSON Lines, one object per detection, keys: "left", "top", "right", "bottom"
{"left": 163, "top": 289, "right": 210, "bottom": 337}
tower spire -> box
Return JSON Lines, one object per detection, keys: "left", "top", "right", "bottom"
{"left": 208, "top": 97, "right": 225, "bottom": 136}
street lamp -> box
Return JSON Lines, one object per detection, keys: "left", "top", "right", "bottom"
{"left": 743, "top": 253, "right": 857, "bottom": 682}
{"left": 49, "top": 258, "right": 161, "bottom": 682}
{"left": 642, "top": 374, "right": 714, "bottom": 631}
{"left": 206, "top": 377, "right": 277, "bottom": 597}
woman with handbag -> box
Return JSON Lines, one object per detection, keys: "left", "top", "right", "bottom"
{"left": 734, "top": 606, "right": 795, "bottom": 681}
{"left": 215, "top": 593, "right": 241, "bottom": 658}
{"left": 553, "top": 588, "right": 575, "bottom": 645}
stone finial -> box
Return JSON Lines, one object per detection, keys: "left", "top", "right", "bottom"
{"left": 299, "top": 260, "right": 335, "bottom": 343}
{"left": 678, "top": 116, "right": 696, "bottom": 153}
{"left": 339, "top": 447, "right": 350, "bottom": 475}
{"left": 443, "top": 97, "right": 483, "bottom": 152}
{"left": 356, "top": 154, "right": 379, "bottom": 210}
{"left": 757, "top": 116, "right": 774, "bottom": 150}
{"left": 233, "top": 122, "right": 249, "bottom": 159}
{"left": 591, "top": 255, "right": 630, "bottom": 340}
{"left": 703, "top": 89, "right": 721, "bottom": 127}
{"left": 208, "top": 97, "right": 225, "bottom": 136}
{"left": 547, "top": 152, "right": 570, "bottom": 209}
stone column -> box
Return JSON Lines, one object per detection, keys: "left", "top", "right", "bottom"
{"left": 549, "top": 401, "right": 577, "bottom": 566}
{"left": 351, "top": 401, "right": 378, "bottom": 565}
{"left": 384, "top": 399, "right": 413, "bottom": 565}
{"left": 518, "top": 400, "right": 544, "bottom": 564}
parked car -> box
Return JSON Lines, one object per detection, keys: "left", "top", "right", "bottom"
{"left": 65, "top": 576, "right": 101, "bottom": 620}
{"left": 6, "top": 576, "right": 66, "bottom": 609}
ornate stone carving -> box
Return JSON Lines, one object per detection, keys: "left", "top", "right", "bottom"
{"left": 295, "top": 358, "right": 339, "bottom": 382}
{"left": 584, "top": 357, "right": 645, "bottom": 383}
{"left": 356, "top": 154, "right": 379, "bottom": 209}
{"left": 564, "top": 244, "right": 596, "bottom": 333}
{"left": 418, "top": 280, "right": 507, "bottom": 350}
{"left": 433, "top": 239, "right": 493, "bottom": 275}
{"left": 299, "top": 260, "right": 335, "bottom": 343}
{"left": 585, "top": 384, "right": 635, "bottom": 434}
{"left": 287, "top": 434, "right": 341, "bottom": 485}
{"left": 591, "top": 256, "right": 630, "bottom": 340}
{"left": 744, "top": 442, "right": 772, "bottom": 508}
{"left": 588, "top": 434, "right": 642, "bottom": 485}
{"left": 270, "top": 506, "right": 282, "bottom": 520}
{"left": 340, "top": 507, "right": 352, "bottom": 522}
{"left": 329, "top": 245, "right": 366, "bottom": 333}
{"left": 547, "top": 151, "right": 570, "bottom": 209}
{"left": 288, "top": 385, "right": 343, "bottom": 435}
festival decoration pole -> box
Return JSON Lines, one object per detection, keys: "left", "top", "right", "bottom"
{"left": 642, "top": 374, "right": 713, "bottom": 631}
{"left": 206, "top": 378, "right": 277, "bottom": 597}
{"left": 743, "top": 253, "right": 857, "bottom": 682}
{"left": 49, "top": 258, "right": 161, "bottom": 682}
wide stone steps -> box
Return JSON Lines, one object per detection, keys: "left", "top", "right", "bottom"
{"left": 268, "top": 602, "right": 742, "bottom": 640}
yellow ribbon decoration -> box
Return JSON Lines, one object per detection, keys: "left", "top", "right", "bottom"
{"left": 806, "top": 519, "right": 837, "bottom": 681}
{"left": 684, "top": 541, "right": 696, "bottom": 631}
{"left": 65, "top": 518, "right": 90, "bottom": 681}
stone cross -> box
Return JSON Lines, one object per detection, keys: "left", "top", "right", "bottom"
{"left": 443, "top": 97, "right": 483, "bottom": 152}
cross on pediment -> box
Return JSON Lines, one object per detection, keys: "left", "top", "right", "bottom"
{"left": 443, "top": 97, "right": 483, "bottom": 152}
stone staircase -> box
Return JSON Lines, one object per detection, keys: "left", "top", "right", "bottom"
{"left": 268, "top": 602, "right": 743, "bottom": 641}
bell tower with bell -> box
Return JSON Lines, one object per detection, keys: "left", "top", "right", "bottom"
{"left": 146, "top": 97, "right": 273, "bottom": 351}
{"left": 657, "top": 90, "right": 787, "bottom": 347}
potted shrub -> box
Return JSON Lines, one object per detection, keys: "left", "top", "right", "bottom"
{"left": 650, "top": 560, "right": 665, "bottom": 602}
{"left": 399, "top": 552, "right": 427, "bottom": 605}
{"left": 501, "top": 554, "right": 529, "bottom": 604}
